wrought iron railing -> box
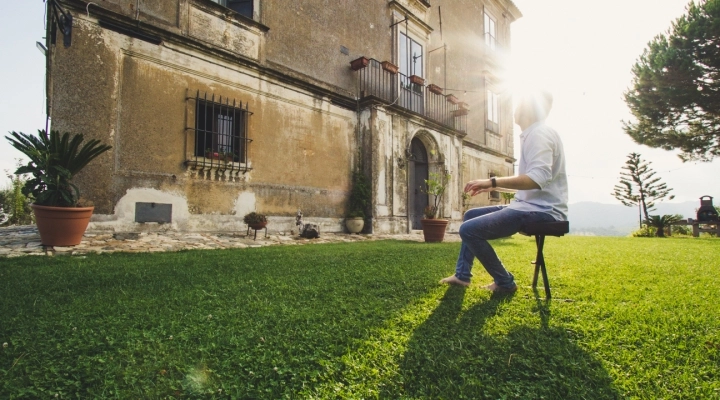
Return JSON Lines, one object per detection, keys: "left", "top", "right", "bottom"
{"left": 356, "top": 59, "right": 467, "bottom": 133}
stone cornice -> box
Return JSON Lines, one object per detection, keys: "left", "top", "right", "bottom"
{"left": 388, "top": 1, "right": 434, "bottom": 35}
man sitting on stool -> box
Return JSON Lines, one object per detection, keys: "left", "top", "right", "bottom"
{"left": 440, "top": 91, "right": 568, "bottom": 293}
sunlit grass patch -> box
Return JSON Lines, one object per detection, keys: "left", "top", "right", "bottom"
{"left": 1, "top": 236, "right": 718, "bottom": 398}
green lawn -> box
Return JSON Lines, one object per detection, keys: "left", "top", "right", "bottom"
{"left": 1, "top": 236, "right": 718, "bottom": 399}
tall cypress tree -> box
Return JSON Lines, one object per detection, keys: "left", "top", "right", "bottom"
{"left": 612, "top": 153, "right": 675, "bottom": 228}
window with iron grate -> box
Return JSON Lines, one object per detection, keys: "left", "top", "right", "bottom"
{"left": 187, "top": 91, "right": 252, "bottom": 173}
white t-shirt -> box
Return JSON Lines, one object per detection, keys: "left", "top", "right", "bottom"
{"left": 507, "top": 120, "right": 568, "bottom": 221}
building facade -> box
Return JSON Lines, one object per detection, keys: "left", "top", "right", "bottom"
{"left": 44, "top": 0, "right": 521, "bottom": 233}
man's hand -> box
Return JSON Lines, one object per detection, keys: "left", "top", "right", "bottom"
{"left": 464, "top": 179, "right": 493, "bottom": 197}
{"left": 464, "top": 175, "right": 541, "bottom": 197}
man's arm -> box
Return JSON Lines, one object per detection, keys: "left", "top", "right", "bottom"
{"left": 464, "top": 175, "right": 540, "bottom": 197}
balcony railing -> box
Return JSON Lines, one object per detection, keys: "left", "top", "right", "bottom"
{"left": 355, "top": 58, "right": 467, "bottom": 133}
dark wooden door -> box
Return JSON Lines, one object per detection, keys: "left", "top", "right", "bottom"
{"left": 408, "top": 138, "right": 428, "bottom": 229}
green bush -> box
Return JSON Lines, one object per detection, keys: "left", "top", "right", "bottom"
{"left": 0, "top": 174, "right": 33, "bottom": 226}
{"left": 347, "top": 170, "right": 370, "bottom": 219}
{"left": 631, "top": 225, "right": 656, "bottom": 237}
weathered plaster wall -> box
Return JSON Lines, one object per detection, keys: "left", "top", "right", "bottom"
{"left": 49, "top": 13, "right": 356, "bottom": 232}
{"left": 263, "top": 0, "right": 393, "bottom": 95}
{"left": 47, "top": 0, "right": 520, "bottom": 234}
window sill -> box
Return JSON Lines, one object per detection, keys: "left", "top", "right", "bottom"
{"left": 185, "top": 157, "right": 252, "bottom": 173}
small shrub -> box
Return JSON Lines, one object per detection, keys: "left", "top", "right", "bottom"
{"left": 243, "top": 212, "right": 267, "bottom": 225}
{"left": 0, "top": 174, "right": 33, "bottom": 226}
{"left": 631, "top": 226, "right": 656, "bottom": 237}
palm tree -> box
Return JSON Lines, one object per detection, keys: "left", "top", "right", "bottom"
{"left": 645, "top": 214, "right": 683, "bottom": 237}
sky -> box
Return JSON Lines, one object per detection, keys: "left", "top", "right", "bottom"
{"left": 509, "top": 0, "right": 720, "bottom": 204}
{"left": 0, "top": 1, "right": 718, "bottom": 206}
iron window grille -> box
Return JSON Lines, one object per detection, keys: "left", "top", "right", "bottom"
{"left": 185, "top": 90, "right": 253, "bottom": 174}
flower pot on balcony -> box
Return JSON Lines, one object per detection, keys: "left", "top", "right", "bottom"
{"left": 428, "top": 84, "right": 443, "bottom": 95}
{"left": 350, "top": 56, "right": 369, "bottom": 71}
{"left": 409, "top": 75, "right": 425, "bottom": 86}
{"left": 458, "top": 102, "right": 469, "bottom": 110}
{"left": 381, "top": 61, "right": 399, "bottom": 74}
{"left": 453, "top": 109, "right": 469, "bottom": 117}
{"left": 446, "top": 94, "right": 459, "bottom": 104}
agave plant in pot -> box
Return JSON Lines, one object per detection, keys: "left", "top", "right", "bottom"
{"left": 5, "top": 130, "right": 112, "bottom": 246}
{"left": 421, "top": 172, "right": 451, "bottom": 243}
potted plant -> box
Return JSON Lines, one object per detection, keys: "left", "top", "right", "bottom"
{"left": 350, "top": 56, "right": 369, "bottom": 71}
{"left": 446, "top": 94, "right": 459, "bottom": 104}
{"left": 421, "top": 172, "right": 451, "bottom": 243}
{"left": 381, "top": 61, "right": 399, "bottom": 74}
{"left": 5, "top": 130, "right": 112, "bottom": 246}
{"left": 243, "top": 211, "right": 268, "bottom": 230}
{"left": 428, "top": 84, "right": 443, "bottom": 95}
{"left": 345, "top": 170, "right": 370, "bottom": 234}
{"left": 205, "top": 148, "right": 220, "bottom": 159}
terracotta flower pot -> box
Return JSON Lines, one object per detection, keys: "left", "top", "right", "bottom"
{"left": 421, "top": 218, "right": 449, "bottom": 243}
{"left": 428, "top": 84, "right": 443, "bottom": 95}
{"left": 381, "top": 61, "right": 399, "bottom": 74}
{"left": 453, "top": 108, "right": 469, "bottom": 117}
{"left": 446, "top": 94, "right": 459, "bottom": 104}
{"left": 409, "top": 75, "right": 425, "bottom": 86}
{"left": 350, "top": 57, "right": 369, "bottom": 71}
{"left": 31, "top": 204, "right": 94, "bottom": 246}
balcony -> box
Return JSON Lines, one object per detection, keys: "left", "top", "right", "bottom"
{"left": 354, "top": 58, "right": 467, "bottom": 133}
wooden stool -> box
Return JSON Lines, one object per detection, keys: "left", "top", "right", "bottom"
{"left": 519, "top": 221, "right": 569, "bottom": 299}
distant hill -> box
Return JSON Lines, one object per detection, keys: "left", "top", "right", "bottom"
{"left": 567, "top": 201, "right": 699, "bottom": 236}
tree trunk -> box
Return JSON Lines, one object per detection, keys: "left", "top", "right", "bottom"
{"left": 655, "top": 224, "right": 665, "bottom": 237}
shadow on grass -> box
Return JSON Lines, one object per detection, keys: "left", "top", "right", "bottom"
{"left": 392, "top": 287, "right": 621, "bottom": 399}
{"left": 0, "top": 242, "right": 459, "bottom": 398}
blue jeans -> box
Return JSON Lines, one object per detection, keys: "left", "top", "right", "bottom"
{"left": 455, "top": 206, "right": 556, "bottom": 289}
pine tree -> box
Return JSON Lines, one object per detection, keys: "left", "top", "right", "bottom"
{"left": 624, "top": 0, "right": 720, "bottom": 161}
{"left": 612, "top": 153, "right": 675, "bottom": 228}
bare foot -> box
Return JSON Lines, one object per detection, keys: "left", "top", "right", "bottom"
{"left": 482, "top": 282, "right": 517, "bottom": 293}
{"left": 439, "top": 275, "right": 470, "bottom": 287}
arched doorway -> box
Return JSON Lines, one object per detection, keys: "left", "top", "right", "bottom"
{"left": 408, "top": 137, "right": 429, "bottom": 230}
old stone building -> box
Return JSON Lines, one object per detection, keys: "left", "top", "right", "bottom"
{"left": 44, "top": 0, "right": 521, "bottom": 233}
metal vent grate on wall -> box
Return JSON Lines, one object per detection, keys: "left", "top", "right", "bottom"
{"left": 135, "top": 202, "right": 172, "bottom": 223}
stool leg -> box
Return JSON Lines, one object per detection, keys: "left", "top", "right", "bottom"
{"left": 532, "top": 235, "right": 552, "bottom": 299}
{"left": 532, "top": 235, "right": 543, "bottom": 289}
{"left": 538, "top": 239, "right": 551, "bottom": 300}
